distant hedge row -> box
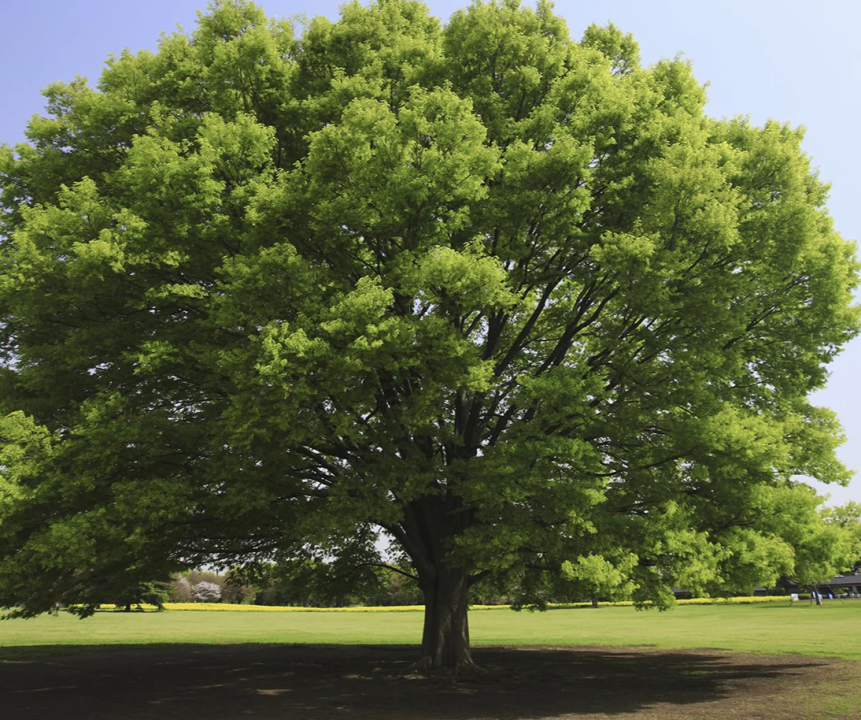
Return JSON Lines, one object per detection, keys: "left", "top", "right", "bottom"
{"left": 92, "top": 595, "right": 818, "bottom": 614}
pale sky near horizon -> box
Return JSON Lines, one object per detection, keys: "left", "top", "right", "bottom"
{"left": 1, "top": 0, "right": 859, "bottom": 506}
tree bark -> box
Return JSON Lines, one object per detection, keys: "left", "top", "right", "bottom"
{"left": 396, "top": 494, "right": 478, "bottom": 671}
{"left": 418, "top": 564, "right": 475, "bottom": 670}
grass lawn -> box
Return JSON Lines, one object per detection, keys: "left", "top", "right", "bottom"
{"left": 1, "top": 599, "right": 859, "bottom": 660}
{"left": 3, "top": 601, "right": 861, "bottom": 719}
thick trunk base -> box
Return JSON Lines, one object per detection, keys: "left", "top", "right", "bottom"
{"left": 411, "top": 653, "right": 483, "bottom": 678}
{"left": 419, "top": 568, "right": 475, "bottom": 671}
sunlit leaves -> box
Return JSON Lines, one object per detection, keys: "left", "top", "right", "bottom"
{"left": 0, "top": 0, "right": 858, "bottom": 622}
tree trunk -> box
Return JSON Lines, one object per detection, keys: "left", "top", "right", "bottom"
{"left": 396, "top": 494, "right": 478, "bottom": 671}
{"left": 418, "top": 565, "right": 475, "bottom": 670}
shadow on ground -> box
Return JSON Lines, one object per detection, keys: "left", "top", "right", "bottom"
{"left": 0, "top": 644, "right": 855, "bottom": 720}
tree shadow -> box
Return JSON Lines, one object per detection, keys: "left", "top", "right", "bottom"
{"left": 0, "top": 643, "right": 837, "bottom": 720}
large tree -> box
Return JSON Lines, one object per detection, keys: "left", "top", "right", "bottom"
{"left": 0, "top": 0, "right": 858, "bottom": 669}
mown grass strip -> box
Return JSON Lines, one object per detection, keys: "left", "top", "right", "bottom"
{"left": 2, "top": 599, "right": 859, "bottom": 661}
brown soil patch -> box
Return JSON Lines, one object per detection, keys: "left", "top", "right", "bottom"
{"left": 1, "top": 644, "right": 859, "bottom": 719}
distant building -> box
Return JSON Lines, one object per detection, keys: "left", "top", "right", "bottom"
{"left": 813, "top": 574, "right": 861, "bottom": 596}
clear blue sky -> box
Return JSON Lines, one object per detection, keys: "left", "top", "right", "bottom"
{"left": 1, "top": 0, "right": 859, "bottom": 505}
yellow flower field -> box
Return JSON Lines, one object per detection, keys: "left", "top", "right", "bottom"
{"left": 112, "top": 595, "right": 798, "bottom": 613}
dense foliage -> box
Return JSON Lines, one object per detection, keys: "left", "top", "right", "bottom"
{"left": 1, "top": 0, "right": 858, "bottom": 667}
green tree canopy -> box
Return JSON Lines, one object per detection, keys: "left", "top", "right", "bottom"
{"left": 1, "top": 0, "right": 859, "bottom": 669}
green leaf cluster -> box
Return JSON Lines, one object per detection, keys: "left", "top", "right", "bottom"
{"left": 0, "top": 0, "right": 858, "bottom": 619}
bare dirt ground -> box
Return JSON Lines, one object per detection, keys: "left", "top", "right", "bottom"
{"left": 1, "top": 644, "right": 859, "bottom": 720}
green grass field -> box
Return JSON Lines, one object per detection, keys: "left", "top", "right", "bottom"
{"left": 1, "top": 599, "right": 859, "bottom": 661}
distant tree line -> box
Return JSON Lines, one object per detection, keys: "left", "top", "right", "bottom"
{"left": 125, "top": 556, "right": 861, "bottom": 612}
{"left": 117, "top": 561, "right": 534, "bottom": 609}
{"left": 156, "top": 563, "right": 424, "bottom": 608}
